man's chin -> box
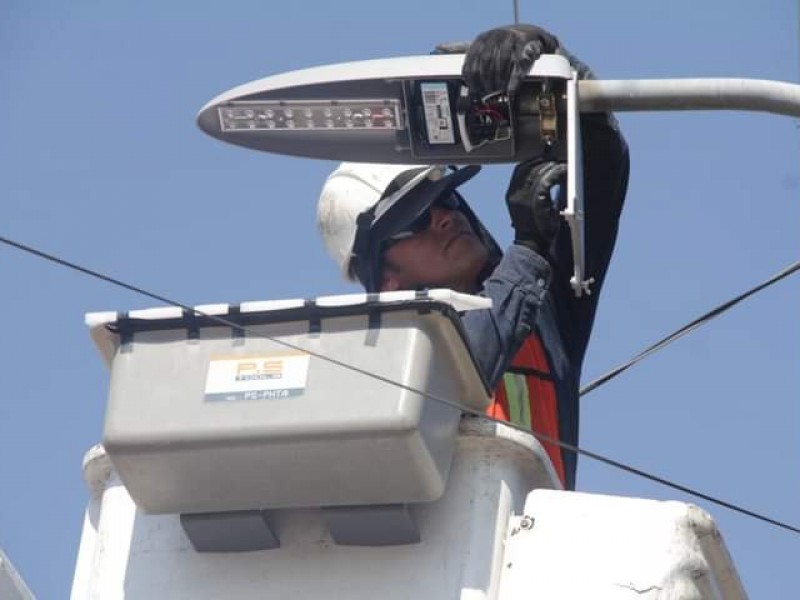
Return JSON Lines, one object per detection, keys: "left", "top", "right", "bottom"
{"left": 446, "top": 232, "right": 484, "bottom": 255}
{"left": 448, "top": 246, "right": 489, "bottom": 287}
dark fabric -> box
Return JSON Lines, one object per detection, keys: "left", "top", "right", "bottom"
{"left": 462, "top": 110, "right": 630, "bottom": 491}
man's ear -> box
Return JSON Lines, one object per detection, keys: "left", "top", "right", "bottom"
{"left": 380, "top": 269, "right": 402, "bottom": 292}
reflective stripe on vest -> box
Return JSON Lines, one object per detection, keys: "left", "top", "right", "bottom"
{"left": 487, "top": 334, "right": 566, "bottom": 487}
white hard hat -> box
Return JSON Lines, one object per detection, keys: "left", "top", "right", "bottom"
{"left": 317, "top": 162, "right": 427, "bottom": 280}
{"left": 317, "top": 162, "right": 483, "bottom": 290}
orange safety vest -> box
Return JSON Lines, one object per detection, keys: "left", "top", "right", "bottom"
{"left": 486, "top": 333, "right": 566, "bottom": 487}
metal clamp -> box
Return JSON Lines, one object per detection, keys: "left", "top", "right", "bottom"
{"left": 537, "top": 92, "right": 557, "bottom": 146}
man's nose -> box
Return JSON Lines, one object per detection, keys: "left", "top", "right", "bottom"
{"left": 429, "top": 206, "right": 453, "bottom": 231}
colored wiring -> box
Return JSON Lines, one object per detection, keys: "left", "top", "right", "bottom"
{"left": 1, "top": 233, "right": 799, "bottom": 536}
{"left": 475, "top": 106, "right": 506, "bottom": 121}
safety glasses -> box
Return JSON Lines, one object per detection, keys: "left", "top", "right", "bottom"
{"left": 383, "top": 193, "right": 462, "bottom": 246}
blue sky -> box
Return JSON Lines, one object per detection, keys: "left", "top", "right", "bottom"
{"left": 1, "top": 1, "right": 798, "bottom": 597}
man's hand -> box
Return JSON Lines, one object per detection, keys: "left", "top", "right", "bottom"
{"left": 461, "top": 24, "right": 560, "bottom": 98}
{"left": 506, "top": 159, "right": 567, "bottom": 256}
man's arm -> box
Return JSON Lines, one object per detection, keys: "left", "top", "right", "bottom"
{"left": 461, "top": 245, "right": 551, "bottom": 388}
{"left": 473, "top": 25, "right": 631, "bottom": 370}
{"left": 547, "top": 112, "right": 630, "bottom": 369}
{"left": 457, "top": 23, "right": 630, "bottom": 382}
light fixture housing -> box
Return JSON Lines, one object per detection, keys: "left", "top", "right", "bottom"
{"left": 197, "top": 54, "right": 573, "bottom": 164}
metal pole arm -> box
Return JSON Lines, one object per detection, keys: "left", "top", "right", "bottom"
{"left": 578, "top": 78, "right": 800, "bottom": 118}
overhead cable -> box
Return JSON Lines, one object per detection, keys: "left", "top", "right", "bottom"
{"left": 2, "top": 233, "right": 799, "bottom": 536}
{"left": 581, "top": 259, "right": 800, "bottom": 397}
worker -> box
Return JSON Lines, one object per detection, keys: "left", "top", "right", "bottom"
{"left": 316, "top": 24, "right": 629, "bottom": 490}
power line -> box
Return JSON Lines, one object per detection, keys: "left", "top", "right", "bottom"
{"left": 2, "top": 233, "right": 799, "bottom": 536}
{"left": 580, "top": 259, "right": 800, "bottom": 396}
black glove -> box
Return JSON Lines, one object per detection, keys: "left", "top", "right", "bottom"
{"left": 462, "top": 24, "right": 560, "bottom": 97}
{"left": 506, "top": 159, "right": 567, "bottom": 256}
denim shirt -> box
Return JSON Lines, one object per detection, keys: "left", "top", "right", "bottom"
{"left": 462, "top": 245, "right": 553, "bottom": 387}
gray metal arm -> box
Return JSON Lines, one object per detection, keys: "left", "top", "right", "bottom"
{"left": 563, "top": 76, "right": 800, "bottom": 297}
{"left": 578, "top": 78, "right": 800, "bottom": 117}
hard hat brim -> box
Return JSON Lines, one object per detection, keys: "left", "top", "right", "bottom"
{"left": 369, "top": 165, "right": 481, "bottom": 242}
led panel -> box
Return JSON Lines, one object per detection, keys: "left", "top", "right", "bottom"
{"left": 219, "top": 99, "right": 403, "bottom": 132}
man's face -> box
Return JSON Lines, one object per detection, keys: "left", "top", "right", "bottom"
{"left": 379, "top": 205, "right": 489, "bottom": 293}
